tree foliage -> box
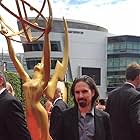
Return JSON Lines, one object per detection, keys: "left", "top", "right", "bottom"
{"left": 4, "top": 71, "right": 24, "bottom": 104}
{"left": 65, "top": 81, "right": 74, "bottom": 107}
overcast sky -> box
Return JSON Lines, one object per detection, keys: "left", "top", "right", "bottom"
{"left": 0, "top": 0, "right": 140, "bottom": 52}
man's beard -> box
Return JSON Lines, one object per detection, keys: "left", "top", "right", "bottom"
{"left": 78, "top": 99, "right": 87, "bottom": 108}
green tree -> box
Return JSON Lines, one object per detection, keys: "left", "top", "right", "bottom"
{"left": 4, "top": 71, "right": 24, "bottom": 104}
{"left": 65, "top": 81, "right": 74, "bottom": 107}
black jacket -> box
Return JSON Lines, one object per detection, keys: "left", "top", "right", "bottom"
{"left": 0, "top": 89, "right": 32, "bottom": 140}
{"left": 56, "top": 106, "right": 112, "bottom": 140}
{"left": 50, "top": 98, "right": 68, "bottom": 139}
{"left": 106, "top": 83, "right": 140, "bottom": 140}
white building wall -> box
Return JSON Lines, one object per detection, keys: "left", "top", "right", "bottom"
{"left": 68, "top": 28, "right": 108, "bottom": 98}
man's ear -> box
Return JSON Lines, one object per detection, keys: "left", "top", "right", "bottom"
{"left": 0, "top": 77, "right": 3, "bottom": 86}
{"left": 138, "top": 74, "right": 140, "bottom": 81}
{"left": 136, "top": 75, "right": 140, "bottom": 81}
{"left": 92, "top": 89, "right": 95, "bottom": 97}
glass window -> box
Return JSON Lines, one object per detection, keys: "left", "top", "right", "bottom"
{"left": 51, "top": 41, "right": 61, "bottom": 52}
{"left": 138, "top": 42, "right": 140, "bottom": 50}
{"left": 114, "top": 58, "right": 120, "bottom": 68}
{"left": 120, "top": 42, "right": 126, "bottom": 52}
{"left": 107, "top": 58, "right": 114, "bottom": 68}
{"left": 137, "top": 58, "right": 140, "bottom": 64}
{"left": 133, "top": 42, "right": 138, "bottom": 50}
{"left": 23, "top": 42, "right": 43, "bottom": 52}
{"left": 51, "top": 58, "right": 62, "bottom": 69}
{"left": 127, "top": 42, "right": 133, "bottom": 50}
{"left": 113, "top": 43, "right": 120, "bottom": 52}
{"left": 26, "top": 58, "right": 41, "bottom": 69}
{"left": 32, "top": 43, "right": 43, "bottom": 51}
{"left": 23, "top": 44, "right": 32, "bottom": 52}
{"left": 24, "top": 41, "right": 62, "bottom": 52}
{"left": 126, "top": 57, "right": 135, "bottom": 66}
{"left": 82, "top": 67, "right": 101, "bottom": 85}
{"left": 38, "top": 43, "right": 43, "bottom": 51}
{"left": 137, "top": 42, "right": 140, "bottom": 52}
{"left": 107, "top": 43, "right": 113, "bottom": 53}
{"left": 120, "top": 57, "right": 126, "bottom": 67}
{"left": 51, "top": 59, "right": 57, "bottom": 69}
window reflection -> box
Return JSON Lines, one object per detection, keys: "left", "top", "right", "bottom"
{"left": 23, "top": 41, "right": 61, "bottom": 52}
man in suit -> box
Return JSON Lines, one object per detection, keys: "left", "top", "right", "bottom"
{"left": 49, "top": 87, "right": 68, "bottom": 139}
{"left": 106, "top": 62, "right": 140, "bottom": 140}
{"left": 56, "top": 75, "right": 112, "bottom": 140}
{"left": 0, "top": 71, "right": 32, "bottom": 140}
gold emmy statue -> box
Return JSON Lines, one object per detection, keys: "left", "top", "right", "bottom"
{"left": 0, "top": 0, "right": 69, "bottom": 140}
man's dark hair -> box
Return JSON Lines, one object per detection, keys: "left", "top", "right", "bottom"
{"left": 126, "top": 62, "right": 140, "bottom": 81}
{"left": 71, "top": 75, "right": 99, "bottom": 107}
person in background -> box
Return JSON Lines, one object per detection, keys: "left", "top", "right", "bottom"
{"left": 6, "top": 81, "right": 15, "bottom": 96}
{"left": 45, "top": 99, "right": 53, "bottom": 119}
{"left": 0, "top": 71, "right": 32, "bottom": 140}
{"left": 106, "top": 62, "right": 140, "bottom": 140}
{"left": 56, "top": 75, "right": 112, "bottom": 140}
{"left": 49, "top": 87, "right": 68, "bottom": 140}
{"left": 96, "top": 99, "right": 106, "bottom": 111}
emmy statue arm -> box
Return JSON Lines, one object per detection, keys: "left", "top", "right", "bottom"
{"left": 62, "top": 17, "right": 69, "bottom": 74}
{"left": 42, "top": 16, "right": 52, "bottom": 86}
{"left": 6, "top": 37, "right": 30, "bottom": 82}
{"left": 43, "top": 18, "right": 69, "bottom": 100}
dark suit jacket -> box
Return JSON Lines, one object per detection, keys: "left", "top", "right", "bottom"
{"left": 0, "top": 89, "right": 32, "bottom": 140}
{"left": 50, "top": 98, "right": 68, "bottom": 139}
{"left": 106, "top": 83, "right": 140, "bottom": 140}
{"left": 56, "top": 106, "right": 112, "bottom": 140}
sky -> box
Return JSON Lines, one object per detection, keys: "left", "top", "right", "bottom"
{"left": 0, "top": 0, "right": 140, "bottom": 53}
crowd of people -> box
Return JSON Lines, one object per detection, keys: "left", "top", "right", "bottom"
{"left": 1, "top": 62, "right": 140, "bottom": 140}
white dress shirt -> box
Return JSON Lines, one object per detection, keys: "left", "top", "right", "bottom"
{"left": 0, "top": 88, "right": 6, "bottom": 95}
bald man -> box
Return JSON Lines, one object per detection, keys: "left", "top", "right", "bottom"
{"left": 49, "top": 88, "right": 68, "bottom": 140}
{"left": 6, "top": 82, "right": 15, "bottom": 96}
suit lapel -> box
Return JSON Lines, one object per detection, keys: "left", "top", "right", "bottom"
{"left": 94, "top": 109, "right": 103, "bottom": 140}
{"left": 0, "top": 89, "right": 7, "bottom": 98}
{"left": 71, "top": 107, "right": 79, "bottom": 140}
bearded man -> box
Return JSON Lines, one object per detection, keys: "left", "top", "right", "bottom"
{"left": 55, "top": 75, "right": 112, "bottom": 140}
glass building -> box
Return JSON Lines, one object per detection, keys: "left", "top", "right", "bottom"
{"left": 107, "top": 35, "right": 140, "bottom": 92}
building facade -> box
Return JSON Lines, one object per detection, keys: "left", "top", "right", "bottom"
{"left": 107, "top": 35, "right": 140, "bottom": 92}
{"left": 0, "top": 53, "right": 26, "bottom": 73}
{"left": 18, "top": 18, "right": 108, "bottom": 98}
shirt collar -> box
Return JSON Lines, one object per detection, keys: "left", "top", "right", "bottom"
{"left": 125, "top": 82, "right": 135, "bottom": 88}
{"left": 90, "top": 107, "right": 95, "bottom": 116}
{"left": 78, "top": 106, "right": 95, "bottom": 118}
{"left": 53, "top": 97, "right": 62, "bottom": 105}
{"left": 0, "top": 88, "right": 6, "bottom": 95}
